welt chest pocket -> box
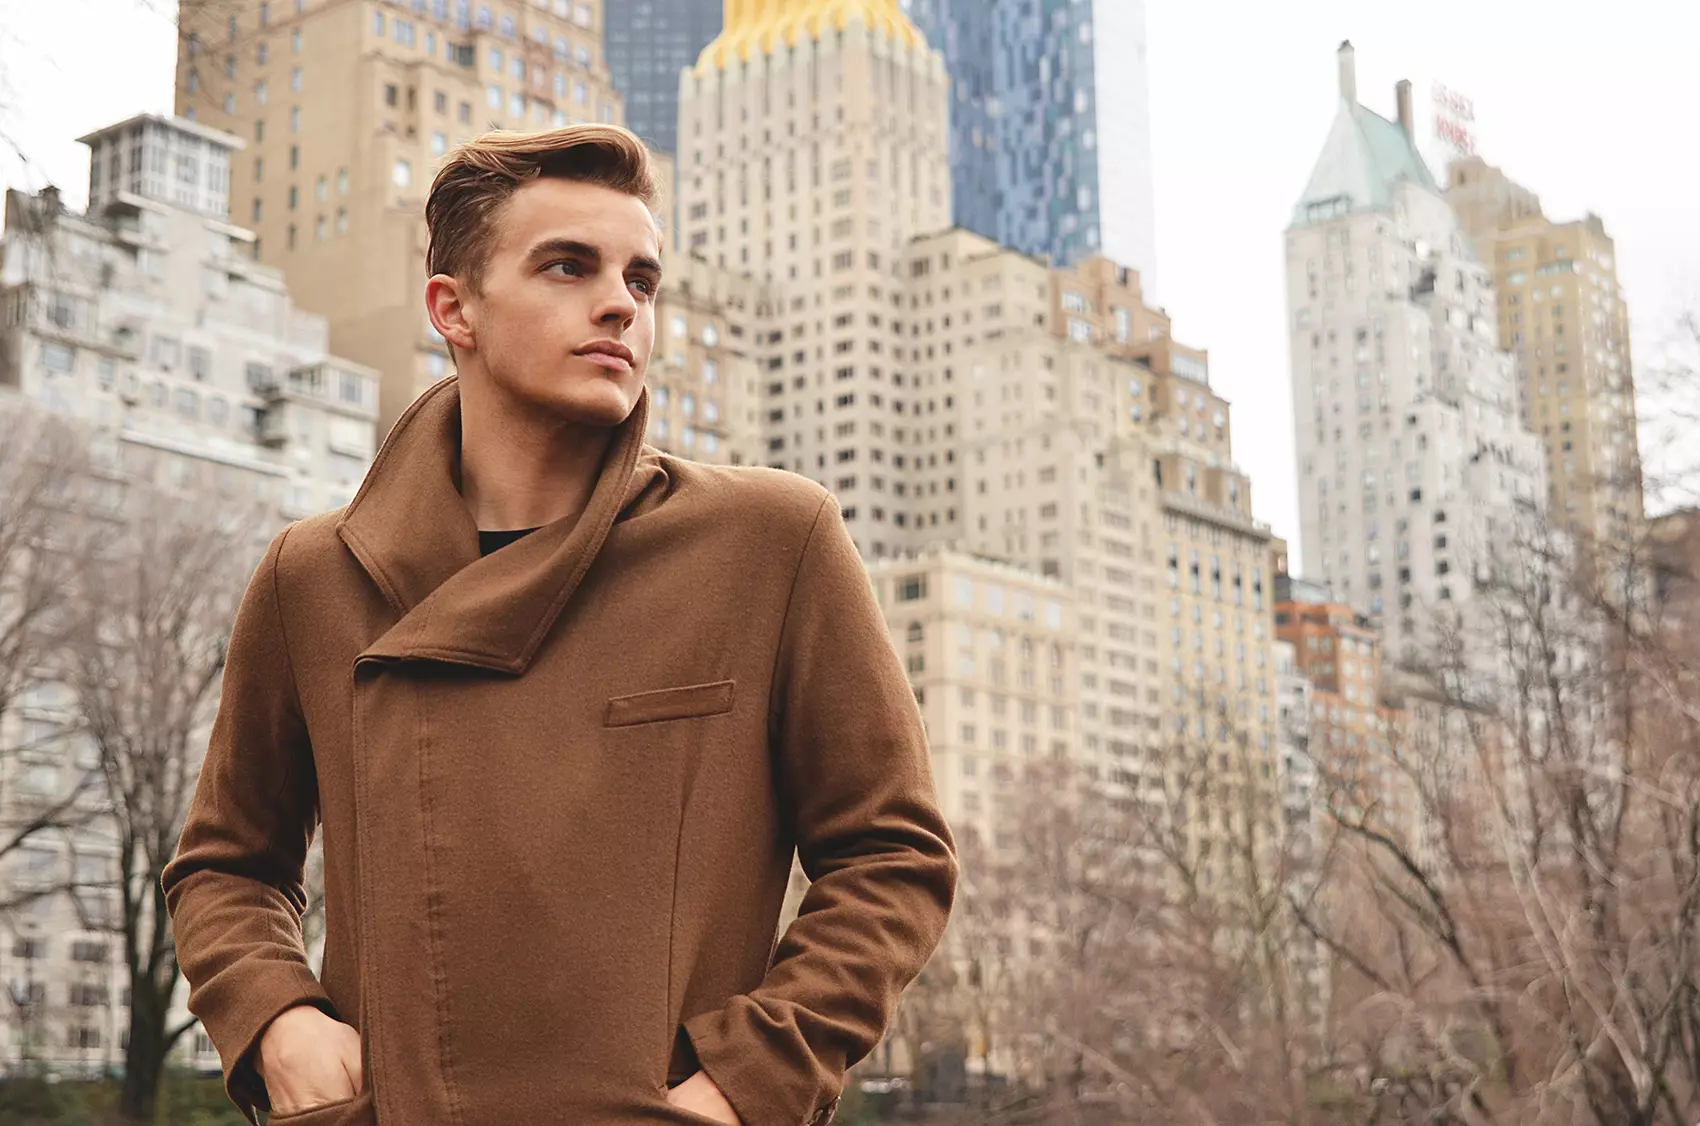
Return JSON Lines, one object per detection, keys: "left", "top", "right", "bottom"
{"left": 603, "top": 680, "right": 736, "bottom": 728}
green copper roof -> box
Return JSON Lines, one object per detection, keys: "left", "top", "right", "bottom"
{"left": 1292, "top": 101, "right": 1437, "bottom": 227}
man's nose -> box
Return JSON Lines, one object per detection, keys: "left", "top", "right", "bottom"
{"left": 592, "top": 274, "right": 637, "bottom": 327}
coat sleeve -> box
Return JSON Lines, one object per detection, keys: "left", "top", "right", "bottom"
{"left": 684, "top": 494, "right": 959, "bottom": 1126}
{"left": 161, "top": 525, "right": 336, "bottom": 1123}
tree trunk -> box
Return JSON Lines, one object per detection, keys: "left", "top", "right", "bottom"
{"left": 117, "top": 985, "right": 169, "bottom": 1126}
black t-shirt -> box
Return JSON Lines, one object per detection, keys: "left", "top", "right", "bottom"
{"left": 478, "top": 527, "right": 540, "bottom": 556}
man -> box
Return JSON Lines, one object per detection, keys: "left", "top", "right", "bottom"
{"left": 163, "top": 124, "right": 958, "bottom": 1126}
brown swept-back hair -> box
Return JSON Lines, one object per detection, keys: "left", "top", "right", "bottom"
{"left": 425, "top": 124, "right": 658, "bottom": 293}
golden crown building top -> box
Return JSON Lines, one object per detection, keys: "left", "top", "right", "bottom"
{"left": 696, "top": 0, "right": 926, "bottom": 72}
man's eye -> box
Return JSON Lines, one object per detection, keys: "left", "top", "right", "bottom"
{"left": 629, "top": 277, "right": 657, "bottom": 296}
{"left": 545, "top": 260, "right": 582, "bottom": 277}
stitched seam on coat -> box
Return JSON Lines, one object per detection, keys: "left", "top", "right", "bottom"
{"left": 338, "top": 524, "right": 407, "bottom": 618}
{"left": 269, "top": 524, "right": 310, "bottom": 731}
{"left": 415, "top": 641, "right": 466, "bottom": 1126}
{"left": 665, "top": 757, "right": 687, "bottom": 1088}
{"left": 267, "top": 523, "right": 316, "bottom": 843}
{"left": 349, "top": 669, "right": 381, "bottom": 1121}
{"left": 765, "top": 493, "right": 832, "bottom": 730}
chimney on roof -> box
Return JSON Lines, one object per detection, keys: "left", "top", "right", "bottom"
{"left": 1338, "top": 40, "right": 1357, "bottom": 105}
{"left": 1395, "top": 79, "right": 1414, "bottom": 138}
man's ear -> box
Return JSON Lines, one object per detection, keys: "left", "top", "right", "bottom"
{"left": 426, "top": 274, "right": 477, "bottom": 355}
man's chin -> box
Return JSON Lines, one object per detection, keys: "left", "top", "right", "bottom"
{"left": 527, "top": 381, "right": 641, "bottom": 428}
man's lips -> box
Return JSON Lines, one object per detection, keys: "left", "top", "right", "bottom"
{"left": 576, "top": 351, "right": 633, "bottom": 373}
{"left": 575, "top": 341, "right": 635, "bottom": 373}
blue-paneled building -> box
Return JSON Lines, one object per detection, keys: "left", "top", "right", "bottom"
{"left": 903, "top": 0, "right": 1158, "bottom": 290}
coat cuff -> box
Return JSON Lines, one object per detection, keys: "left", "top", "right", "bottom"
{"left": 683, "top": 1003, "right": 841, "bottom": 1126}
{"left": 196, "top": 961, "right": 336, "bottom": 1124}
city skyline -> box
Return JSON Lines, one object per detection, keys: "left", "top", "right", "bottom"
{"left": 3, "top": 0, "right": 1698, "bottom": 561}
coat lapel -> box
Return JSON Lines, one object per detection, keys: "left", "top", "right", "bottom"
{"left": 336, "top": 377, "right": 661, "bottom": 675}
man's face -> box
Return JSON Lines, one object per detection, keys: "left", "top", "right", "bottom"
{"left": 445, "top": 177, "right": 662, "bottom": 427}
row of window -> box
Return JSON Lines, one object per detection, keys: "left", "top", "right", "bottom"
{"left": 10, "top": 937, "right": 109, "bottom": 963}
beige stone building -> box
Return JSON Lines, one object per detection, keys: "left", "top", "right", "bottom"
{"left": 867, "top": 549, "right": 1078, "bottom": 861}
{"left": 677, "top": 0, "right": 953, "bottom": 554}
{"left": 1447, "top": 155, "right": 1643, "bottom": 552}
{"left": 647, "top": 251, "right": 768, "bottom": 466}
{"left": 175, "top": 0, "right": 626, "bottom": 437}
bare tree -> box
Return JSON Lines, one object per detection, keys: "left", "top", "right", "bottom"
{"left": 889, "top": 694, "right": 1342, "bottom": 1126}
{"left": 1294, "top": 511, "right": 1700, "bottom": 1125}
{"left": 58, "top": 477, "right": 268, "bottom": 1125}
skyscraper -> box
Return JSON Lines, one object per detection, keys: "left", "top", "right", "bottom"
{"left": 679, "top": 0, "right": 954, "bottom": 557}
{"left": 683, "top": 0, "right": 1278, "bottom": 884}
{"left": 902, "top": 0, "right": 1158, "bottom": 286}
{"left": 603, "top": 0, "right": 721, "bottom": 155}
{"left": 1285, "top": 44, "right": 1545, "bottom": 665}
{"left": 1446, "top": 156, "right": 1643, "bottom": 552}
{"left": 175, "top": 0, "right": 626, "bottom": 433}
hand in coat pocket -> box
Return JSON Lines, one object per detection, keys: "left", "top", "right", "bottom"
{"left": 256, "top": 1003, "right": 365, "bottom": 1116}
{"left": 664, "top": 1070, "right": 744, "bottom": 1125}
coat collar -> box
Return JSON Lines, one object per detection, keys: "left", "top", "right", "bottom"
{"left": 336, "top": 377, "right": 663, "bottom": 674}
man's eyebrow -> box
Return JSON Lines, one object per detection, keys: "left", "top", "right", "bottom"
{"left": 528, "top": 239, "right": 662, "bottom": 280}
{"left": 528, "top": 238, "right": 601, "bottom": 263}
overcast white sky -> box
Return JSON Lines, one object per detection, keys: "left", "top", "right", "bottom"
{"left": 3, "top": 0, "right": 1697, "bottom": 557}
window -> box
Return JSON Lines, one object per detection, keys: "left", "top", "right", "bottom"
{"left": 897, "top": 576, "right": 926, "bottom": 602}
{"left": 40, "top": 343, "right": 75, "bottom": 372}
{"left": 393, "top": 159, "right": 412, "bottom": 188}
{"left": 385, "top": 83, "right": 399, "bottom": 107}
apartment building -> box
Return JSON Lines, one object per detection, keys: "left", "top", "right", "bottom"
{"left": 869, "top": 549, "right": 1078, "bottom": 859}
{"left": 647, "top": 251, "right": 767, "bottom": 465}
{"left": 0, "top": 113, "right": 379, "bottom": 1077}
{"left": 2, "top": 114, "right": 380, "bottom": 528}
{"left": 175, "top": 0, "right": 624, "bottom": 433}
{"left": 1286, "top": 43, "right": 1546, "bottom": 668}
{"left": 1273, "top": 571, "right": 1414, "bottom": 838}
{"left": 1447, "top": 155, "right": 1643, "bottom": 551}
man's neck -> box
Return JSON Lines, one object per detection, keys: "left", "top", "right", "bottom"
{"left": 457, "top": 373, "right": 614, "bottom": 532}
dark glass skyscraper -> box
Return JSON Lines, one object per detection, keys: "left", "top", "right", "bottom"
{"left": 604, "top": 0, "right": 723, "bottom": 154}
{"left": 903, "top": 0, "right": 1157, "bottom": 289}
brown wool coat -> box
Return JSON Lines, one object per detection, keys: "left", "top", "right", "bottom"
{"left": 162, "top": 378, "right": 958, "bottom": 1126}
